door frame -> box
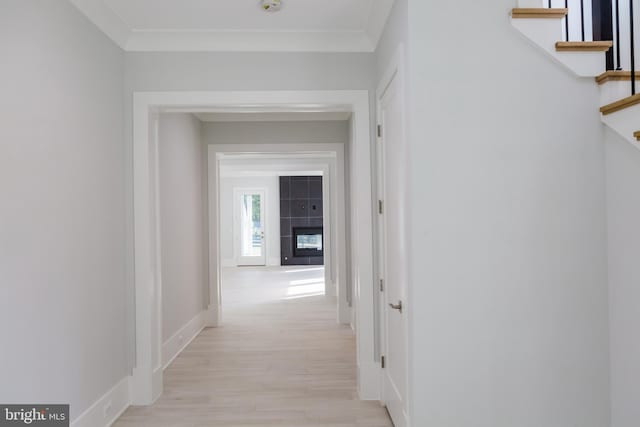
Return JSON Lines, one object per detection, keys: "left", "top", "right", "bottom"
{"left": 213, "top": 152, "right": 338, "bottom": 312}
{"left": 233, "top": 187, "right": 267, "bottom": 266}
{"left": 131, "top": 90, "right": 378, "bottom": 404}
{"left": 376, "top": 46, "right": 410, "bottom": 426}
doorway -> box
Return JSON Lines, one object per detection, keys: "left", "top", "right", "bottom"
{"left": 131, "top": 90, "right": 378, "bottom": 405}
{"left": 217, "top": 160, "right": 332, "bottom": 324}
{"left": 212, "top": 149, "right": 345, "bottom": 322}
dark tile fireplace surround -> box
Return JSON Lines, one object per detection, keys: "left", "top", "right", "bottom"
{"left": 279, "top": 176, "right": 323, "bottom": 266}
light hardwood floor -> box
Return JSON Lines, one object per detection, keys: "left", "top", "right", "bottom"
{"left": 114, "top": 266, "right": 392, "bottom": 427}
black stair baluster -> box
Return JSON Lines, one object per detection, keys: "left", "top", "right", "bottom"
{"left": 566, "top": 0, "right": 570, "bottom": 40}
{"left": 616, "top": 0, "right": 623, "bottom": 69}
{"left": 592, "top": 0, "right": 615, "bottom": 69}
{"left": 630, "top": 0, "right": 636, "bottom": 94}
{"left": 581, "top": 0, "right": 586, "bottom": 40}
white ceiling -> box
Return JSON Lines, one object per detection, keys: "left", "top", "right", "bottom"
{"left": 69, "top": 0, "right": 394, "bottom": 52}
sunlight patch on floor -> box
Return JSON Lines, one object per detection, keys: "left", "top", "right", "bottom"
{"left": 285, "top": 281, "right": 325, "bottom": 299}
{"left": 289, "top": 277, "right": 325, "bottom": 286}
{"left": 222, "top": 265, "right": 326, "bottom": 306}
{"left": 284, "top": 267, "right": 324, "bottom": 273}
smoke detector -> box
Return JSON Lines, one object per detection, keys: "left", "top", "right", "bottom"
{"left": 261, "top": 0, "right": 282, "bottom": 12}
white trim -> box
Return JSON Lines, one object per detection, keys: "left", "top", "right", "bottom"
{"left": 162, "top": 311, "right": 207, "bottom": 370}
{"left": 68, "top": 0, "right": 395, "bottom": 53}
{"left": 322, "top": 165, "right": 337, "bottom": 300}
{"left": 364, "top": 0, "right": 395, "bottom": 49}
{"left": 376, "top": 44, "right": 410, "bottom": 425}
{"left": 204, "top": 304, "right": 219, "bottom": 328}
{"left": 132, "top": 101, "right": 162, "bottom": 405}
{"left": 130, "top": 367, "right": 162, "bottom": 406}
{"left": 132, "top": 90, "right": 377, "bottom": 404}
{"left": 268, "top": 256, "right": 281, "bottom": 266}
{"left": 208, "top": 146, "right": 347, "bottom": 321}
{"left": 68, "top": 0, "right": 131, "bottom": 48}
{"left": 233, "top": 187, "right": 268, "bottom": 266}
{"left": 221, "top": 258, "right": 236, "bottom": 267}
{"left": 70, "top": 377, "right": 130, "bottom": 427}
{"left": 195, "top": 111, "right": 352, "bottom": 123}
{"left": 358, "top": 362, "right": 383, "bottom": 400}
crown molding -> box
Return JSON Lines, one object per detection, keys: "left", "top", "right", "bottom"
{"left": 364, "top": 0, "right": 395, "bottom": 48}
{"left": 68, "top": 0, "right": 130, "bottom": 48}
{"left": 68, "top": 0, "right": 394, "bottom": 52}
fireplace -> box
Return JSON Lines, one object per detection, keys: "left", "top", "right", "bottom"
{"left": 293, "top": 227, "right": 323, "bottom": 257}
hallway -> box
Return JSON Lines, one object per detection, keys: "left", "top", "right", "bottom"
{"left": 114, "top": 267, "right": 392, "bottom": 426}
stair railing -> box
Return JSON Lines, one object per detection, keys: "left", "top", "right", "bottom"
{"left": 547, "top": 0, "right": 637, "bottom": 95}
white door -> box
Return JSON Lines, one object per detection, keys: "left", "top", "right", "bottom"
{"left": 378, "top": 64, "right": 408, "bottom": 426}
{"left": 234, "top": 189, "right": 266, "bottom": 266}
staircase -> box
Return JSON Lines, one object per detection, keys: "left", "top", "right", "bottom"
{"left": 511, "top": 1, "right": 639, "bottom": 147}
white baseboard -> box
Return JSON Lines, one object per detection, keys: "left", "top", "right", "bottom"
{"left": 73, "top": 316, "right": 205, "bottom": 426}
{"left": 162, "top": 311, "right": 206, "bottom": 370}
{"left": 223, "top": 258, "right": 280, "bottom": 267}
{"left": 152, "top": 368, "right": 163, "bottom": 402}
{"left": 267, "top": 256, "right": 281, "bottom": 266}
{"left": 71, "top": 376, "right": 130, "bottom": 427}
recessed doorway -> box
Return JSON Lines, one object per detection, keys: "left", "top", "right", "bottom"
{"left": 131, "top": 90, "right": 378, "bottom": 406}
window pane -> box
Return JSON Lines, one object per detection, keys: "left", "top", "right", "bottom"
{"left": 240, "top": 194, "right": 262, "bottom": 257}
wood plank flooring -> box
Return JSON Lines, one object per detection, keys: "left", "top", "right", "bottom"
{"left": 114, "top": 267, "right": 392, "bottom": 427}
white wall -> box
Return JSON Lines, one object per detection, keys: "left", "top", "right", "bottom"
{"left": 0, "top": 0, "right": 127, "bottom": 421}
{"left": 219, "top": 175, "right": 280, "bottom": 266}
{"left": 204, "top": 120, "right": 350, "bottom": 145}
{"left": 125, "top": 53, "right": 375, "bottom": 93}
{"left": 405, "top": 0, "right": 609, "bottom": 425}
{"left": 375, "top": 0, "right": 408, "bottom": 81}
{"left": 605, "top": 129, "right": 640, "bottom": 427}
{"left": 158, "top": 113, "right": 207, "bottom": 342}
